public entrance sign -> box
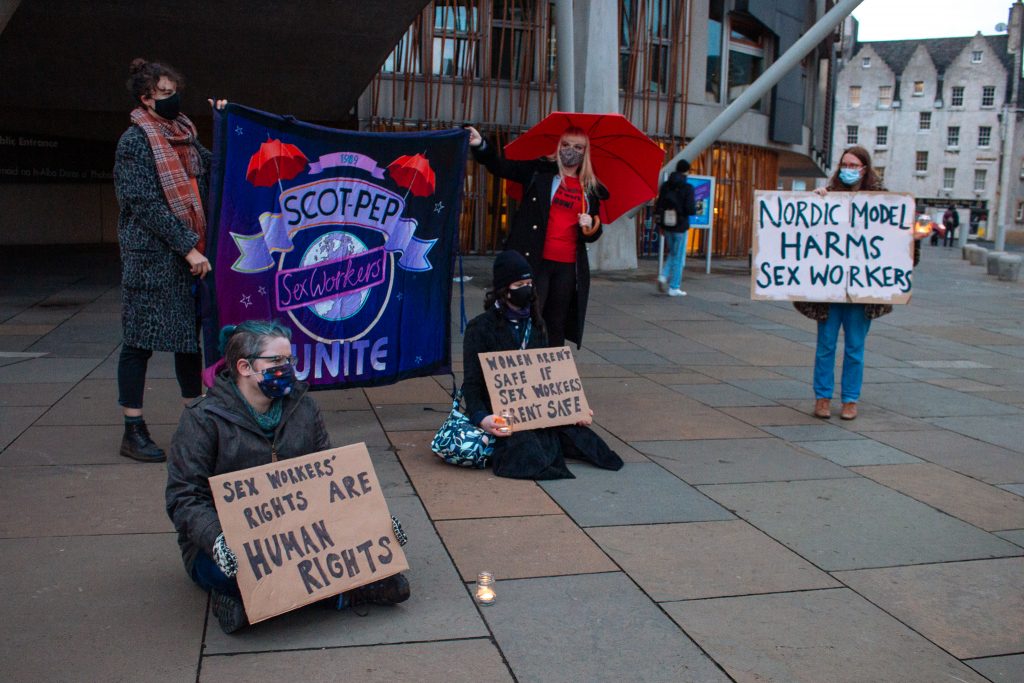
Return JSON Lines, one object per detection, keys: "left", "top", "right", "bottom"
{"left": 751, "top": 191, "right": 916, "bottom": 304}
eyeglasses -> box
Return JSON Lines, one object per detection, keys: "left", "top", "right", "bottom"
{"left": 839, "top": 162, "right": 864, "bottom": 170}
{"left": 249, "top": 355, "right": 297, "bottom": 366}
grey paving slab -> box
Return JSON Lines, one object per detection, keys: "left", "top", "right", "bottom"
{"left": 0, "top": 356, "right": 100, "bottom": 383}
{"left": 368, "top": 449, "right": 415, "bottom": 498}
{"left": 760, "top": 424, "right": 864, "bottom": 441}
{"left": 729, "top": 378, "right": 815, "bottom": 400}
{"left": 1000, "top": 483, "right": 1024, "bottom": 497}
{"left": 668, "top": 383, "right": 777, "bottom": 407}
{"left": 798, "top": 439, "right": 925, "bottom": 466}
{"left": 965, "top": 655, "right": 1024, "bottom": 683}
{"left": 201, "top": 640, "right": 514, "bottom": 682}
{"left": 927, "top": 415, "right": 1024, "bottom": 454}
{"left": 322, "top": 409, "right": 390, "bottom": 452}
{"left": 539, "top": 463, "right": 733, "bottom": 527}
{"left": 0, "top": 405, "right": 46, "bottom": 450}
{"left": 37, "top": 377, "right": 185, "bottom": 426}
{"left": 698, "top": 478, "right": 1022, "bottom": 570}
{"left": 0, "top": 382, "right": 73, "bottom": 407}
{"left": 480, "top": 573, "right": 730, "bottom": 683}
{"left": 995, "top": 529, "right": 1024, "bottom": 547}
{"left": 864, "top": 382, "right": 1020, "bottom": 417}
{"left": 0, "top": 534, "right": 205, "bottom": 683}
{"left": 204, "top": 495, "right": 487, "bottom": 654}
{"left": 373, "top": 403, "right": 454, "bottom": 432}
{"left": 0, "top": 464, "right": 172, "bottom": 538}
{"left": 865, "top": 430, "right": 1024, "bottom": 484}
{"left": 637, "top": 438, "right": 853, "bottom": 484}
{"left": 665, "top": 589, "right": 989, "bottom": 683}
{"left": 2, "top": 423, "right": 177, "bottom": 466}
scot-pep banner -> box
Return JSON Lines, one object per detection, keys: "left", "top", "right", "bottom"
{"left": 205, "top": 105, "right": 468, "bottom": 388}
{"left": 751, "top": 191, "right": 916, "bottom": 304}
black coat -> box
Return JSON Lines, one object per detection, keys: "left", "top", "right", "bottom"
{"left": 165, "top": 373, "right": 331, "bottom": 574}
{"left": 654, "top": 172, "right": 696, "bottom": 233}
{"left": 472, "top": 139, "right": 607, "bottom": 348}
{"left": 461, "top": 307, "right": 623, "bottom": 480}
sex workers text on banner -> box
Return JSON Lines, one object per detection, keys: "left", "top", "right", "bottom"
{"left": 479, "top": 346, "right": 590, "bottom": 430}
{"left": 210, "top": 443, "right": 409, "bottom": 625}
{"left": 751, "top": 191, "right": 916, "bottom": 304}
{"left": 204, "top": 104, "right": 468, "bottom": 389}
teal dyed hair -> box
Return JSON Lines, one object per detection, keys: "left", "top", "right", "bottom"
{"left": 220, "top": 320, "right": 292, "bottom": 379}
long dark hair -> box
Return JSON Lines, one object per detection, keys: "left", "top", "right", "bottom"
{"left": 484, "top": 286, "right": 546, "bottom": 333}
{"left": 828, "top": 145, "right": 884, "bottom": 191}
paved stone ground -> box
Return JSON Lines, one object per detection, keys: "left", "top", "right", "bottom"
{"left": 1, "top": 243, "right": 1022, "bottom": 682}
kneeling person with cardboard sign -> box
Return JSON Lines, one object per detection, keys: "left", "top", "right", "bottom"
{"left": 461, "top": 251, "right": 623, "bottom": 479}
{"left": 166, "top": 321, "right": 409, "bottom": 634}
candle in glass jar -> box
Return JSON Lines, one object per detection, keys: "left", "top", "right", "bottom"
{"left": 498, "top": 409, "right": 512, "bottom": 434}
{"left": 476, "top": 571, "right": 496, "bottom": 605}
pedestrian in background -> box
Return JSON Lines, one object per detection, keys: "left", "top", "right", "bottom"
{"left": 942, "top": 204, "right": 959, "bottom": 247}
{"left": 114, "top": 58, "right": 223, "bottom": 462}
{"left": 654, "top": 159, "right": 697, "bottom": 297}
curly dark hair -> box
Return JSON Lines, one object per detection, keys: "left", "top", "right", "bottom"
{"left": 125, "top": 58, "right": 184, "bottom": 105}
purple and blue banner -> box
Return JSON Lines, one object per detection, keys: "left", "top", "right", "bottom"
{"left": 204, "top": 104, "right": 468, "bottom": 389}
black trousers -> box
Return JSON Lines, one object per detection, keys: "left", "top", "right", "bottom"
{"left": 944, "top": 227, "right": 956, "bottom": 246}
{"left": 117, "top": 345, "right": 202, "bottom": 409}
{"left": 534, "top": 259, "right": 576, "bottom": 348}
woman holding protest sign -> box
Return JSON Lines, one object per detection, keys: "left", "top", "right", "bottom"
{"left": 460, "top": 251, "right": 623, "bottom": 480}
{"left": 796, "top": 145, "right": 920, "bottom": 421}
{"left": 465, "top": 125, "right": 606, "bottom": 349}
{"left": 166, "top": 320, "right": 410, "bottom": 634}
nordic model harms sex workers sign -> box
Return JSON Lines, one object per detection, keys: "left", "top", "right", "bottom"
{"left": 751, "top": 191, "right": 916, "bottom": 304}
{"left": 204, "top": 104, "right": 468, "bottom": 389}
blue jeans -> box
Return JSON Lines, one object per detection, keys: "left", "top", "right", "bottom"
{"left": 661, "top": 232, "right": 687, "bottom": 290}
{"left": 190, "top": 551, "right": 241, "bottom": 599}
{"left": 814, "top": 303, "right": 871, "bottom": 403}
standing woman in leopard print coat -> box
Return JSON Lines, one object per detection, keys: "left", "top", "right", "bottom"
{"left": 113, "top": 58, "right": 224, "bottom": 463}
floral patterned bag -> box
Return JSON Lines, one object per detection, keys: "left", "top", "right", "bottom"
{"left": 430, "top": 391, "right": 493, "bottom": 468}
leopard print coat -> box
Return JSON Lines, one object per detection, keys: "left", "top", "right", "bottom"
{"left": 114, "top": 125, "right": 210, "bottom": 352}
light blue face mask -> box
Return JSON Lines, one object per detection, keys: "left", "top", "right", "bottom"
{"left": 838, "top": 168, "right": 862, "bottom": 186}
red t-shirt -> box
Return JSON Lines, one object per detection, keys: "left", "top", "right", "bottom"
{"left": 543, "top": 176, "right": 583, "bottom": 263}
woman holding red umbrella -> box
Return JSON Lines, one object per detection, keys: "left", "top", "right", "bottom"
{"left": 466, "top": 125, "right": 606, "bottom": 348}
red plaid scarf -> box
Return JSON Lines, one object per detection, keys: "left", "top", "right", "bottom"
{"left": 130, "top": 107, "right": 207, "bottom": 252}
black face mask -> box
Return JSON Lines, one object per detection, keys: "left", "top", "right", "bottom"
{"left": 153, "top": 92, "right": 181, "bottom": 120}
{"left": 507, "top": 285, "right": 533, "bottom": 309}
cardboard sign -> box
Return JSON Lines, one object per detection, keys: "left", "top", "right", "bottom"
{"left": 751, "top": 191, "right": 916, "bottom": 304}
{"left": 479, "top": 346, "right": 590, "bottom": 430}
{"left": 210, "top": 443, "right": 409, "bottom": 624}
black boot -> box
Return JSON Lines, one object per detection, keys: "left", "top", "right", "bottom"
{"left": 211, "top": 590, "right": 247, "bottom": 634}
{"left": 338, "top": 573, "right": 411, "bottom": 609}
{"left": 120, "top": 421, "right": 166, "bottom": 462}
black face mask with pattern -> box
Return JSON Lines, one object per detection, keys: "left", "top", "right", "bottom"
{"left": 559, "top": 148, "right": 584, "bottom": 167}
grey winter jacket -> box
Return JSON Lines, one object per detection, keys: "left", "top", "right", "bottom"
{"left": 165, "top": 372, "right": 331, "bottom": 573}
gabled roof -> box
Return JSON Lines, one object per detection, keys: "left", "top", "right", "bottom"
{"left": 861, "top": 34, "right": 1011, "bottom": 75}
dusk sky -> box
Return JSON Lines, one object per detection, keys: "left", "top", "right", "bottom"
{"left": 851, "top": 0, "right": 1015, "bottom": 41}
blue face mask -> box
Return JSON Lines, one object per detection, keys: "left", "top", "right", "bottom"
{"left": 256, "top": 363, "right": 296, "bottom": 399}
{"left": 838, "top": 168, "right": 862, "bottom": 186}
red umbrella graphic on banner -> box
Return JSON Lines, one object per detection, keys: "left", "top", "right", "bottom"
{"left": 246, "top": 138, "right": 308, "bottom": 187}
{"left": 387, "top": 153, "right": 436, "bottom": 197}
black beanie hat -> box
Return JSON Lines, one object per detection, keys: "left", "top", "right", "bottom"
{"left": 493, "top": 250, "right": 532, "bottom": 290}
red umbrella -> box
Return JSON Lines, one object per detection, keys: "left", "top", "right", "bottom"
{"left": 504, "top": 112, "right": 665, "bottom": 223}
{"left": 246, "top": 138, "right": 308, "bottom": 187}
{"left": 388, "top": 153, "right": 436, "bottom": 197}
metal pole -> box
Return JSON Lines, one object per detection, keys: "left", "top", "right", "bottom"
{"left": 555, "top": 0, "right": 576, "bottom": 112}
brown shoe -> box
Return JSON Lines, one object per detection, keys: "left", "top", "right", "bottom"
{"left": 840, "top": 402, "right": 858, "bottom": 420}
{"left": 814, "top": 398, "right": 831, "bottom": 419}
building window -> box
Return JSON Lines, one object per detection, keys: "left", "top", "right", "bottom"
{"left": 913, "top": 81, "right": 925, "bottom": 96}
{"left": 943, "top": 168, "right": 956, "bottom": 191}
{"left": 862, "top": 57, "right": 871, "bottom": 68}
{"left": 876, "top": 166, "right": 885, "bottom": 183}
{"left": 876, "top": 126, "right": 888, "bottom": 146}
{"left": 1020, "top": 160, "right": 1024, "bottom": 179}
{"left": 622, "top": 0, "right": 673, "bottom": 93}
{"left": 919, "top": 112, "right": 931, "bottom": 131}
{"left": 1017, "top": 201, "right": 1024, "bottom": 222}
{"left": 916, "top": 151, "right": 928, "bottom": 173}
{"left": 950, "top": 86, "right": 964, "bottom": 107}
{"left": 878, "top": 85, "right": 892, "bottom": 108}
{"left": 383, "top": 26, "right": 422, "bottom": 74}
{"left": 727, "top": 14, "right": 769, "bottom": 106}
{"left": 847, "top": 125, "right": 859, "bottom": 145}
{"left": 981, "top": 85, "right": 996, "bottom": 107}
{"left": 974, "top": 169, "right": 986, "bottom": 191}
{"left": 947, "top": 126, "right": 960, "bottom": 147}
{"left": 849, "top": 85, "right": 861, "bottom": 107}
{"left": 432, "top": 3, "right": 479, "bottom": 77}
{"left": 491, "top": 0, "right": 537, "bottom": 82}
{"left": 978, "top": 126, "right": 992, "bottom": 147}
{"left": 705, "top": 0, "right": 724, "bottom": 99}
{"left": 970, "top": 50, "right": 983, "bottom": 63}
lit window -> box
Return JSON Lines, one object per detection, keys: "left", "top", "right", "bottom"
{"left": 847, "top": 125, "right": 859, "bottom": 145}
{"left": 432, "top": 3, "right": 479, "bottom": 77}
{"left": 913, "top": 81, "right": 925, "bottom": 96}
{"left": 974, "top": 169, "right": 986, "bottom": 191}
{"left": 862, "top": 57, "right": 871, "bottom": 68}
{"left": 951, "top": 86, "right": 964, "bottom": 107}
{"left": 943, "top": 168, "right": 955, "bottom": 191}
{"left": 876, "top": 126, "right": 888, "bottom": 146}
{"left": 878, "top": 85, "right": 892, "bottom": 107}
{"left": 916, "top": 151, "right": 928, "bottom": 173}
{"left": 919, "top": 112, "right": 931, "bottom": 131}
{"left": 981, "top": 85, "right": 996, "bottom": 107}
{"left": 970, "top": 50, "right": 983, "bottom": 64}
{"left": 876, "top": 166, "right": 885, "bottom": 183}
{"left": 978, "top": 126, "right": 992, "bottom": 147}
{"left": 849, "top": 85, "right": 861, "bottom": 107}
{"left": 947, "top": 126, "right": 960, "bottom": 147}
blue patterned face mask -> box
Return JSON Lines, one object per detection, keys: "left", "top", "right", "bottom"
{"left": 256, "top": 363, "right": 296, "bottom": 399}
{"left": 839, "top": 168, "right": 862, "bottom": 186}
